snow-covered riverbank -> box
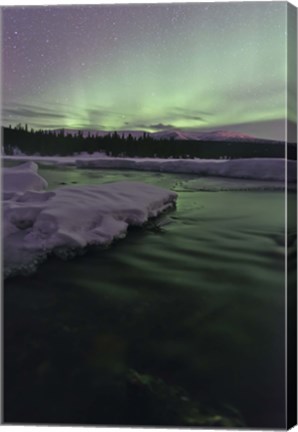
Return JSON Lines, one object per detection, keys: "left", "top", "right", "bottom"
{"left": 3, "top": 155, "right": 296, "bottom": 182}
{"left": 3, "top": 162, "right": 177, "bottom": 277}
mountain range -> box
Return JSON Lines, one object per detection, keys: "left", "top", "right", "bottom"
{"left": 53, "top": 128, "right": 282, "bottom": 143}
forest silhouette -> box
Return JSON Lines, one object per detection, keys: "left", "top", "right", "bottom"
{"left": 2, "top": 124, "right": 295, "bottom": 160}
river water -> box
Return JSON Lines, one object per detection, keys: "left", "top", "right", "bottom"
{"left": 4, "top": 165, "right": 290, "bottom": 427}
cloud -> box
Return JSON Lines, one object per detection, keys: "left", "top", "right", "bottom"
{"left": 74, "top": 123, "right": 105, "bottom": 130}
{"left": 183, "top": 115, "right": 205, "bottom": 121}
{"left": 2, "top": 101, "right": 208, "bottom": 132}
{"left": 122, "top": 122, "right": 175, "bottom": 131}
{"left": 149, "top": 123, "right": 175, "bottom": 130}
{"left": 4, "top": 107, "right": 67, "bottom": 120}
{"left": 2, "top": 102, "right": 82, "bottom": 122}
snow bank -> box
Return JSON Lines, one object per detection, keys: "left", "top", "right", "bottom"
{"left": 3, "top": 163, "right": 177, "bottom": 277}
{"left": 3, "top": 156, "right": 296, "bottom": 182}
{"left": 3, "top": 152, "right": 108, "bottom": 166}
{"left": 76, "top": 158, "right": 296, "bottom": 182}
{"left": 3, "top": 161, "right": 48, "bottom": 195}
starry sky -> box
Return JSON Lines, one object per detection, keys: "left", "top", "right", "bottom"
{"left": 2, "top": 2, "right": 295, "bottom": 140}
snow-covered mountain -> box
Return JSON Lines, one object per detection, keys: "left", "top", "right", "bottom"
{"left": 150, "top": 129, "right": 277, "bottom": 141}
{"left": 151, "top": 130, "right": 192, "bottom": 140}
{"left": 188, "top": 130, "right": 256, "bottom": 141}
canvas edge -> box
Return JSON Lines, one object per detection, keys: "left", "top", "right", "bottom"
{"left": 286, "top": 1, "right": 297, "bottom": 430}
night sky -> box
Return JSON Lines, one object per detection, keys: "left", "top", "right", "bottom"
{"left": 2, "top": 2, "right": 294, "bottom": 140}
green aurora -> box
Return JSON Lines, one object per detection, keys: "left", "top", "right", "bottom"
{"left": 2, "top": 2, "right": 297, "bottom": 140}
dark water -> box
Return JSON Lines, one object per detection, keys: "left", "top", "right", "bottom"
{"left": 4, "top": 166, "right": 289, "bottom": 427}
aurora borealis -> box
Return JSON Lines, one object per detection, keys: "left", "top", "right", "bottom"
{"left": 2, "top": 2, "right": 295, "bottom": 140}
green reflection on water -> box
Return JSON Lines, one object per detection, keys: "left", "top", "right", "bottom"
{"left": 4, "top": 166, "right": 289, "bottom": 428}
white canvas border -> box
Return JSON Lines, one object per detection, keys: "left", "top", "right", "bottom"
{"left": 1, "top": 1, "right": 297, "bottom": 432}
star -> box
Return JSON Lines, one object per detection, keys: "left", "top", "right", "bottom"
{"left": 1, "top": 2, "right": 289, "bottom": 140}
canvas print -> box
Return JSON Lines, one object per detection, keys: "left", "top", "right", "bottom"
{"left": 1, "top": 1, "right": 297, "bottom": 429}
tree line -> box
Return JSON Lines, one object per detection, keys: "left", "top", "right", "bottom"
{"left": 2, "top": 124, "right": 296, "bottom": 160}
